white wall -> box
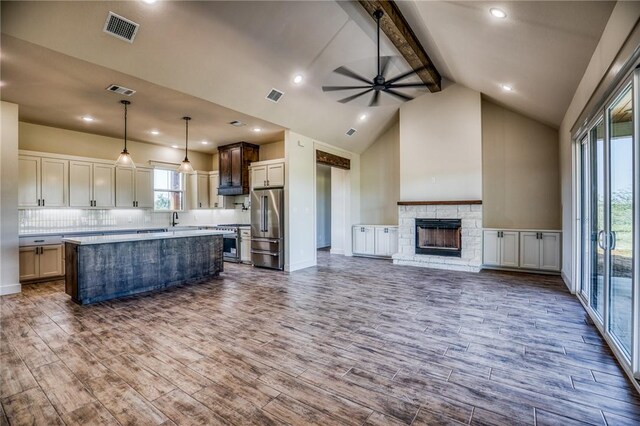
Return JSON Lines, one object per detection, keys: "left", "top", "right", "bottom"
{"left": 316, "top": 164, "right": 331, "bottom": 248}
{"left": 399, "top": 82, "right": 482, "bottom": 201}
{"left": 284, "top": 131, "right": 316, "bottom": 271}
{"left": 360, "top": 121, "right": 399, "bottom": 225}
{"left": 330, "top": 167, "right": 349, "bottom": 256}
{"left": 1, "top": 102, "right": 20, "bottom": 295}
{"left": 482, "top": 99, "right": 560, "bottom": 230}
{"left": 559, "top": 3, "right": 640, "bottom": 290}
{"left": 284, "top": 130, "right": 360, "bottom": 272}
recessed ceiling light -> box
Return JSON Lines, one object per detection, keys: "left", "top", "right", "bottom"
{"left": 171, "top": 145, "right": 179, "bottom": 149}
{"left": 359, "top": 113, "right": 367, "bottom": 121}
{"left": 490, "top": 8, "right": 507, "bottom": 19}
{"left": 229, "top": 120, "right": 246, "bottom": 127}
{"left": 293, "top": 74, "right": 303, "bottom": 84}
{"left": 501, "top": 84, "right": 513, "bottom": 92}
{"left": 150, "top": 130, "right": 160, "bottom": 135}
{"left": 82, "top": 116, "right": 95, "bottom": 122}
{"left": 252, "top": 127, "right": 262, "bottom": 133}
{"left": 143, "top": 0, "right": 157, "bottom": 4}
{"left": 201, "top": 140, "right": 209, "bottom": 145}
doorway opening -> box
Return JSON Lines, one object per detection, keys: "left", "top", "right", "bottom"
{"left": 316, "top": 164, "right": 331, "bottom": 250}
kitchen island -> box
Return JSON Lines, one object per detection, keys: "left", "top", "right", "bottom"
{"left": 63, "top": 230, "right": 227, "bottom": 304}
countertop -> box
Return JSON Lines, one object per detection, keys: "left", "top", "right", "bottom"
{"left": 62, "top": 230, "right": 230, "bottom": 245}
{"left": 19, "top": 225, "right": 197, "bottom": 238}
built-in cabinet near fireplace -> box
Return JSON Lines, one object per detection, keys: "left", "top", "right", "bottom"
{"left": 415, "top": 219, "right": 462, "bottom": 257}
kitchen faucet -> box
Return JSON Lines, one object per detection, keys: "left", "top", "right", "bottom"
{"left": 171, "top": 212, "right": 179, "bottom": 227}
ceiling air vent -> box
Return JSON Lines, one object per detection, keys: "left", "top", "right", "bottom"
{"left": 346, "top": 128, "right": 357, "bottom": 137}
{"left": 229, "top": 120, "right": 246, "bottom": 127}
{"left": 266, "top": 88, "right": 284, "bottom": 103}
{"left": 103, "top": 12, "right": 139, "bottom": 43}
{"left": 106, "top": 84, "right": 136, "bottom": 96}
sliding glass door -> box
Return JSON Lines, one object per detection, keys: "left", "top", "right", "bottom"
{"left": 579, "top": 79, "right": 637, "bottom": 368}
{"left": 608, "top": 86, "right": 634, "bottom": 356}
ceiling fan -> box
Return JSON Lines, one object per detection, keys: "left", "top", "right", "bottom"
{"left": 322, "top": 9, "right": 427, "bottom": 107}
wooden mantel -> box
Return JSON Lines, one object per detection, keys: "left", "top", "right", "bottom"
{"left": 397, "top": 200, "right": 482, "bottom": 206}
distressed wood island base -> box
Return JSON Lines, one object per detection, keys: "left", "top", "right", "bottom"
{"left": 64, "top": 231, "right": 224, "bottom": 304}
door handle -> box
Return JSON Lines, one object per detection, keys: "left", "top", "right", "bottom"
{"left": 37, "top": 199, "right": 41, "bottom": 206}
{"left": 609, "top": 231, "right": 617, "bottom": 250}
{"left": 42, "top": 199, "right": 45, "bottom": 206}
{"left": 597, "top": 230, "right": 606, "bottom": 249}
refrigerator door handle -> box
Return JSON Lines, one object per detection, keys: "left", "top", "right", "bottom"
{"left": 263, "top": 195, "right": 269, "bottom": 232}
{"left": 259, "top": 195, "right": 265, "bottom": 232}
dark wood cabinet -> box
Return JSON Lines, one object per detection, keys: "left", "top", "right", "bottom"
{"left": 217, "top": 142, "right": 259, "bottom": 195}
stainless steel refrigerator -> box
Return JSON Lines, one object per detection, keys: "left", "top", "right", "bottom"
{"left": 251, "top": 188, "right": 284, "bottom": 270}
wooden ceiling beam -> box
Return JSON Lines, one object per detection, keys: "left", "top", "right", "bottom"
{"left": 358, "top": 0, "right": 441, "bottom": 92}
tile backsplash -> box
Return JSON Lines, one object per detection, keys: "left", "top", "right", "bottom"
{"left": 19, "top": 208, "right": 250, "bottom": 232}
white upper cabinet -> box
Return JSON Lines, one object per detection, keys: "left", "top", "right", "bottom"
{"left": 19, "top": 155, "right": 68, "bottom": 208}
{"left": 134, "top": 168, "right": 154, "bottom": 208}
{"left": 69, "top": 160, "right": 114, "bottom": 207}
{"left": 69, "top": 161, "right": 93, "bottom": 207}
{"left": 189, "top": 172, "right": 210, "bottom": 209}
{"left": 115, "top": 167, "right": 135, "bottom": 207}
{"left": 116, "top": 167, "right": 153, "bottom": 208}
{"left": 250, "top": 160, "right": 285, "bottom": 189}
{"left": 19, "top": 156, "right": 41, "bottom": 207}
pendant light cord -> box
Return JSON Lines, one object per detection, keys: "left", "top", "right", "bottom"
{"left": 124, "top": 102, "right": 128, "bottom": 152}
{"left": 183, "top": 116, "right": 191, "bottom": 161}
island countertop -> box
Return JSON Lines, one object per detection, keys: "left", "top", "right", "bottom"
{"left": 62, "top": 229, "right": 232, "bottom": 245}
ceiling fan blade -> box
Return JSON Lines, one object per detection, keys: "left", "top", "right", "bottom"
{"left": 387, "top": 82, "right": 427, "bottom": 89}
{"left": 386, "top": 65, "right": 427, "bottom": 85}
{"left": 338, "top": 88, "right": 374, "bottom": 104}
{"left": 369, "top": 90, "right": 380, "bottom": 107}
{"left": 333, "top": 66, "right": 372, "bottom": 85}
{"left": 384, "top": 88, "right": 414, "bottom": 102}
{"left": 380, "top": 56, "right": 392, "bottom": 78}
{"left": 322, "top": 85, "right": 372, "bottom": 92}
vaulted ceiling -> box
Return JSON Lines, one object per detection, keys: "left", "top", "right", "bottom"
{"left": 1, "top": 1, "right": 614, "bottom": 154}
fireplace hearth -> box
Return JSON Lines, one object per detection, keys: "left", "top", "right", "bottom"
{"left": 415, "top": 218, "right": 462, "bottom": 257}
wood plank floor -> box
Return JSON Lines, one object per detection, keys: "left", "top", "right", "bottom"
{"left": 2, "top": 251, "right": 639, "bottom": 425}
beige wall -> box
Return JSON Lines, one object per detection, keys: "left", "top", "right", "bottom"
{"left": 482, "top": 99, "right": 560, "bottom": 230}
{"left": 19, "top": 122, "right": 214, "bottom": 171}
{"left": 260, "top": 140, "right": 284, "bottom": 161}
{"left": 1, "top": 102, "right": 20, "bottom": 295}
{"left": 399, "top": 82, "right": 482, "bottom": 201}
{"left": 360, "top": 122, "right": 399, "bottom": 225}
{"left": 559, "top": 3, "right": 640, "bottom": 289}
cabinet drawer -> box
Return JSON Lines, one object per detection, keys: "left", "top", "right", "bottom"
{"left": 19, "top": 236, "right": 63, "bottom": 247}
{"left": 251, "top": 239, "right": 281, "bottom": 253}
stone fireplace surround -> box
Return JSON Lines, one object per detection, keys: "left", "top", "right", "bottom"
{"left": 393, "top": 201, "right": 483, "bottom": 272}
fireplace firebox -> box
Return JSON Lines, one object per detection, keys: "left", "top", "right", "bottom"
{"left": 415, "top": 219, "right": 462, "bottom": 257}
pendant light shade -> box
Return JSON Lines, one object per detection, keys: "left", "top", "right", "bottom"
{"left": 115, "top": 100, "right": 135, "bottom": 168}
{"left": 177, "top": 116, "right": 195, "bottom": 174}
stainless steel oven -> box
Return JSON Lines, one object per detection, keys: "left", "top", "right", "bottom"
{"left": 207, "top": 224, "right": 249, "bottom": 263}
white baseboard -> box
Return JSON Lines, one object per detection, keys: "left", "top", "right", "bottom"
{"left": 286, "top": 259, "right": 316, "bottom": 272}
{"left": 330, "top": 248, "right": 344, "bottom": 255}
{"left": 561, "top": 270, "right": 573, "bottom": 293}
{"left": 0, "top": 283, "right": 21, "bottom": 296}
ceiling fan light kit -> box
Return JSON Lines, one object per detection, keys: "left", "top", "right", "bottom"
{"left": 322, "top": 9, "right": 427, "bottom": 107}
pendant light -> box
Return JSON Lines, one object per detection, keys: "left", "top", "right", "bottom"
{"left": 115, "top": 100, "right": 135, "bottom": 168}
{"left": 177, "top": 116, "right": 195, "bottom": 174}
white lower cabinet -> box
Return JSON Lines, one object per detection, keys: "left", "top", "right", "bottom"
{"left": 519, "top": 232, "right": 561, "bottom": 271}
{"left": 19, "top": 244, "right": 64, "bottom": 282}
{"left": 483, "top": 230, "right": 519, "bottom": 268}
{"left": 353, "top": 225, "right": 398, "bottom": 257}
{"left": 484, "top": 229, "right": 561, "bottom": 272}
